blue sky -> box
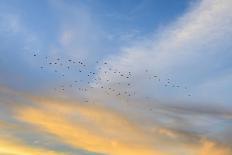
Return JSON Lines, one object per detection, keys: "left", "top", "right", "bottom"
{"left": 0, "top": 0, "right": 232, "bottom": 155}
{"left": 0, "top": 0, "right": 191, "bottom": 95}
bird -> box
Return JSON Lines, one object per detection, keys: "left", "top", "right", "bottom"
{"left": 33, "top": 53, "right": 192, "bottom": 102}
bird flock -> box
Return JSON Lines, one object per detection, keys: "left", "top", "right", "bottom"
{"left": 33, "top": 52, "right": 192, "bottom": 102}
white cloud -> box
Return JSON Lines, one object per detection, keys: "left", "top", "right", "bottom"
{"left": 97, "top": 0, "right": 232, "bottom": 104}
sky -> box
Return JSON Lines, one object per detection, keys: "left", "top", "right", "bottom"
{"left": 0, "top": 0, "right": 232, "bottom": 155}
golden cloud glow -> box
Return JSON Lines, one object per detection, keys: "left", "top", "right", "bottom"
{"left": 16, "top": 97, "right": 167, "bottom": 155}
{"left": 196, "top": 140, "right": 232, "bottom": 155}
{"left": 14, "top": 97, "right": 232, "bottom": 155}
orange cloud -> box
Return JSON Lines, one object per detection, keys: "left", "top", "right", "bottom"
{"left": 16, "top": 97, "right": 170, "bottom": 155}
{"left": 196, "top": 139, "right": 232, "bottom": 155}
{"left": 14, "top": 97, "right": 232, "bottom": 155}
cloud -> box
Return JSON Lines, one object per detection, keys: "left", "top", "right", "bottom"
{"left": 0, "top": 86, "right": 231, "bottom": 154}
{"left": 1, "top": 85, "right": 230, "bottom": 154}
{"left": 16, "top": 97, "right": 167, "bottom": 155}
{"left": 196, "top": 139, "right": 232, "bottom": 155}
{"left": 0, "top": 136, "right": 65, "bottom": 155}
{"left": 97, "top": 0, "right": 232, "bottom": 103}
{"left": 14, "top": 96, "right": 232, "bottom": 155}
{"left": 156, "top": 101, "right": 232, "bottom": 119}
{"left": 0, "top": 0, "right": 231, "bottom": 154}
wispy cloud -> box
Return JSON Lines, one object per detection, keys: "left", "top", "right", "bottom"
{"left": 14, "top": 96, "right": 232, "bottom": 155}
{"left": 16, "top": 97, "right": 166, "bottom": 155}
{"left": 0, "top": 0, "right": 231, "bottom": 154}
{"left": 0, "top": 84, "right": 231, "bottom": 155}
{"left": 98, "top": 0, "right": 232, "bottom": 103}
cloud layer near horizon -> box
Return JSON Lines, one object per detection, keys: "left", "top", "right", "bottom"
{"left": 0, "top": 86, "right": 231, "bottom": 155}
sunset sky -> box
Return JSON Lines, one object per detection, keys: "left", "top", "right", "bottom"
{"left": 0, "top": 0, "right": 232, "bottom": 155}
